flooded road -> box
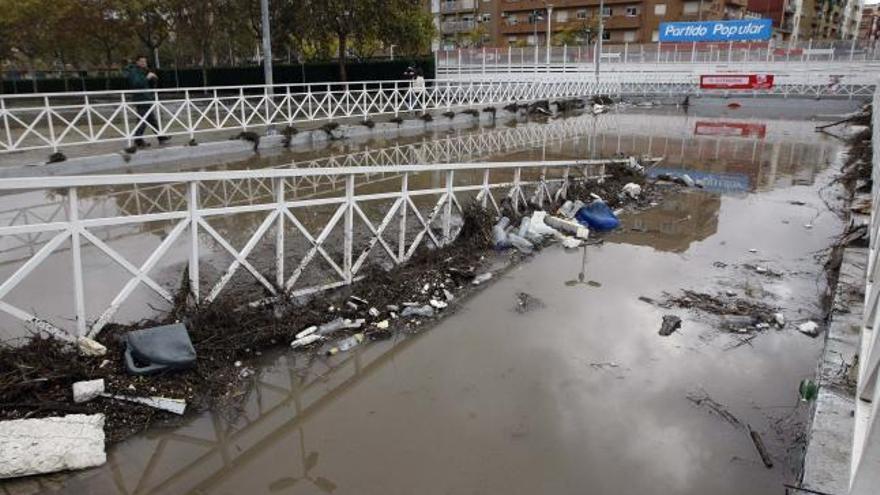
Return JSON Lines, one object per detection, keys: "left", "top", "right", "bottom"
{"left": 0, "top": 101, "right": 850, "bottom": 494}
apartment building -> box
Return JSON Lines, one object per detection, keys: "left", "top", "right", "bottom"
{"left": 431, "top": 0, "right": 861, "bottom": 47}
{"left": 431, "top": 0, "right": 750, "bottom": 47}
{"left": 858, "top": 5, "right": 879, "bottom": 41}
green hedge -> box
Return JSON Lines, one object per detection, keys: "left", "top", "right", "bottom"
{"left": 1, "top": 58, "right": 435, "bottom": 95}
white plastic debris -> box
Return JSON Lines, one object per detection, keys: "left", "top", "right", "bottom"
{"left": 295, "top": 326, "right": 318, "bottom": 340}
{"left": 443, "top": 289, "right": 455, "bottom": 301}
{"left": 77, "top": 337, "right": 107, "bottom": 357}
{"left": 429, "top": 299, "right": 448, "bottom": 310}
{"left": 0, "top": 414, "right": 106, "bottom": 479}
{"left": 368, "top": 307, "right": 380, "bottom": 317}
{"left": 561, "top": 237, "right": 583, "bottom": 249}
{"left": 376, "top": 320, "right": 390, "bottom": 330}
{"left": 401, "top": 305, "right": 434, "bottom": 318}
{"left": 291, "top": 334, "right": 323, "bottom": 348}
{"left": 528, "top": 211, "right": 562, "bottom": 239}
{"left": 234, "top": 361, "right": 242, "bottom": 367}
{"left": 327, "top": 333, "right": 365, "bottom": 356}
{"left": 748, "top": 248, "right": 758, "bottom": 253}
{"left": 755, "top": 266, "right": 768, "bottom": 274}
{"left": 804, "top": 223, "right": 814, "bottom": 229}
{"left": 797, "top": 321, "right": 820, "bottom": 337}
{"left": 682, "top": 174, "right": 696, "bottom": 187}
{"left": 622, "top": 183, "right": 642, "bottom": 199}
{"left": 626, "top": 156, "right": 645, "bottom": 174}
{"left": 544, "top": 216, "right": 590, "bottom": 240}
{"left": 72, "top": 379, "right": 104, "bottom": 404}
{"left": 101, "top": 394, "right": 186, "bottom": 415}
{"left": 472, "top": 273, "right": 493, "bottom": 285}
{"left": 774, "top": 312, "right": 785, "bottom": 327}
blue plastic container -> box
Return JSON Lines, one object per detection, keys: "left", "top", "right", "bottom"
{"left": 575, "top": 201, "right": 620, "bottom": 231}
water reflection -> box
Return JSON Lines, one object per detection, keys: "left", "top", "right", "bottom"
{"left": 610, "top": 192, "right": 722, "bottom": 253}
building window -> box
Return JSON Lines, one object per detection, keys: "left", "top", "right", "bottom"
{"left": 557, "top": 10, "right": 569, "bottom": 22}
{"left": 651, "top": 29, "right": 659, "bottom": 41}
{"left": 623, "top": 30, "right": 637, "bottom": 42}
{"left": 654, "top": 4, "right": 666, "bottom": 16}
{"left": 682, "top": 1, "right": 699, "bottom": 14}
{"left": 625, "top": 6, "right": 638, "bottom": 16}
{"left": 601, "top": 6, "right": 612, "bottom": 16}
{"left": 602, "top": 30, "right": 611, "bottom": 40}
{"left": 576, "top": 9, "right": 588, "bottom": 19}
{"left": 481, "top": 13, "right": 491, "bottom": 22}
{"left": 507, "top": 36, "right": 518, "bottom": 44}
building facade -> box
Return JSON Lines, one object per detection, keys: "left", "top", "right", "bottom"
{"left": 858, "top": 5, "right": 879, "bottom": 41}
{"left": 430, "top": 0, "right": 864, "bottom": 47}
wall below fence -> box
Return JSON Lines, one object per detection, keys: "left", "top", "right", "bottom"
{"left": 1, "top": 58, "right": 436, "bottom": 95}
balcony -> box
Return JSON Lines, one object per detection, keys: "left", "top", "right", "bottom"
{"left": 442, "top": 20, "right": 477, "bottom": 34}
{"left": 440, "top": 0, "right": 476, "bottom": 13}
{"left": 501, "top": 0, "right": 642, "bottom": 13}
{"left": 499, "top": 15, "right": 640, "bottom": 34}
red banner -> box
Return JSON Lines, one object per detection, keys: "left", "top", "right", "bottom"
{"left": 695, "top": 121, "right": 767, "bottom": 138}
{"left": 699, "top": 74, "right": 775, "bottom": 90}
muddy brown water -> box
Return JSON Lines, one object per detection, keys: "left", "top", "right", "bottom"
{"left": 0, "top": 100, "right": 853, "bottom": 494}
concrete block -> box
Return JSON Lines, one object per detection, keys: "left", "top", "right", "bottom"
{"left": 285, "top": 131, "right": 312, "bottom": 147}
{"left": 0, "top": 414, "right": 106, "bottom": 479}
{"left": 72, "top": 379, "right": 105, "bottom": 403}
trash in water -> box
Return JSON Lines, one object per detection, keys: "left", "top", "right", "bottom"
{"left": 77, "top": 337, "right": 107, "bottom": 357}
{"left": 0, "top": 414, "right": 107, "bottom": 478}
{"left": 295, "top": 326, "right": 318, "bottom": 339}
{"left": 722, "top": 315, "right": 757, "bottom": 332}
{"left": 622, "top": 183, "right": 642, "bottom": 199}
{"left": 799, "top": 379, "right": 819, "bottom": 401}
{"left": 368, "top": 307, "right": 380, "bottom": 317}
{"left": 575, "top": 201, "right": 620, "bottom": 231}
{"left": 545, "top": 215, "right": 590, "bottom": 239}
{"left": 386, "top": 304, "right": 400, "bottom": 312}
{"left": 291, "top": 334, "right": 323, "bottom": 348}
{"left": 101, "top": 394, "right": 187, "bottom": 415}
{"left": 348, "top": 295, "right": 368, "bottom": 307}
{"left": 557, "top": 200, "right": 585, "bottom": 219}
{"left": 774, "top": 312, "right": 785, "bottom": 327}
{"left": 659, "top": 315, "right": 681, "bottom": 336}
{"left": 317, "top": 317, "right": 364, "bottom": 335}
{"left": 124, "top": 323, "right": 196, "bottom": 376}
{"left": 326, "top": 333, "right": 365, "bottom": 356}
{"left": 443, "top": 289, "right": 455, "bottom": 301}
{"left": 514, "top": 292, "right": 545, "bottom": 314}
{"left": 72, "top": 379, "right": 105, "bottom": 403}
{"left": 376, "top": 320, "right": 390, "bottom": 330}
{"left": 472, "top": 273, "right": 493, "bottom": 285}
{"left": 492, "top": 217, "right": 511, "bottom": 248}
{"left": 561, "top": 237, "right": 583, "bottom": 249}
{"left": 401, "top": 305, "right": 434, "bottom": 318}
{"left": 528, "top": 211, "right": 562, "bottom": 239}
{"left": 797, "top": 321, "right": 820, "bottom": 337}
{"left": 507, "top": 233, "right": 534, "bottom": 253}
{"left": 681, "top": 174, "right": 696, "bottom": 187}
{"left": 429, "top": 299, "right": 448, "bottom": 310}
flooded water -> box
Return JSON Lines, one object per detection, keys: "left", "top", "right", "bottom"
{"left": 0, "top": 100, "right": 852, "bottom": 494}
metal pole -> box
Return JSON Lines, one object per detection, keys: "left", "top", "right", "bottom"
{"left": 546, "top": 5, "right": 553, "bottom": 65}
{"left": 596, "top": 0, "right": 604, "bottom": 78}
{"left": 261, "top": 0, "right": 273, "bottom": 89}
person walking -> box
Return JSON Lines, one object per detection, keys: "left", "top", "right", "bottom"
{"left": 123, "top": 55, "right": 170, "bottom": 153}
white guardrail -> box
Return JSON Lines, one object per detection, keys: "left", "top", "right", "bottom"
{"left": 0, "top": 159, "right": 620, "bottom": 339}
{"left": 853, "top": 84, "right": 880, "bottom": 494}
{"left": 2, "top": 72, "right": 878, "bottom": 157}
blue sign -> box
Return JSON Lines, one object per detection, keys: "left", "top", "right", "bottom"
{"left": 659, "top": 19, "right": 773, "bottom": 43}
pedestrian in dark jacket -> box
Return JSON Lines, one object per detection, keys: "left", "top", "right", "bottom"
{"left": 123, "top": 55, "right": 169, "bottom": 152}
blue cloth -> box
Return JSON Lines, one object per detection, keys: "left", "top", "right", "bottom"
{"left": 575, "top": 202, "right": 620, "bottom": 231}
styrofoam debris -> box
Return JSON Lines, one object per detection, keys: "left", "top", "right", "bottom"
{"left": 77, "top": 337, "right": 106, "bottom": 357}
{"left": 0, "top": 414, "right": 106, "bottom": 479}
{"left": 72, "top": 379, "right": 104, "bottom": 404}
{"left": 797, "top": 321, "right": 820, "bottom": 337}
{"left": 622, "top": 183, "right": 642, "bottom": 199}
{"left": 291, "top": 334, "right": 323, "bottom": 348}
{"left": 295, "top": 326, "right": 317, "bottom": 339}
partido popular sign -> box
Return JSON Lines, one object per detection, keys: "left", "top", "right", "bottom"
{"left": 659, "top": 19, "right": 773, "bottom": 43}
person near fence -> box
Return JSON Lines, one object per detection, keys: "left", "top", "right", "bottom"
{"left": 405, "top": 66, "right": 426, "bottom": 114}
{"left": 123, "top": 55, "right": 170, "bottom": 152}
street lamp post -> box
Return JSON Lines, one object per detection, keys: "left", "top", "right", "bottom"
{"left": 261, "top": 0, "right": 273, "bottom": 89}
{"left": 546, "top": 5, "right": 553, "bottom": 64}
{"left": 596, "top": 0, "right": 605, "bottom": 78}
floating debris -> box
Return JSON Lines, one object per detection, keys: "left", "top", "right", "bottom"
{"left": 659, "top": 315, "right": 682, "bottom": 336}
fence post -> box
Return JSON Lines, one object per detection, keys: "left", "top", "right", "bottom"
{"left": 805, "top": 38, "right": 811, "bottom": 62}
{"left": 563, "top": 44, "right": 568, "bottom": 72}
{"left": 443, "top": 170, "right": 454, "bottom": 243}
{"left": 69, "top": 187, "right": 86, "bottom": 337}
{"left": 188, "top": 181, "right": 200, "bottom": 300}
{"left": 691, "top": 41, "right": 696, "bottom": 62}
{"left": 657, "top": 41, "right": 662, "bottom": 62}
{"left": 482, "top": 47, "right": 486, "bottom": 75}
{"left": 399, "top": 172, "right": 408, "bottom": 260}
{"left": 727, "top": 40, "right": 732, "bottom": 62}
{"left": 767, "top": 39, "right": 772, "bottom": 61}
{"left": 275, "top": 178, "right": 285, "bottom": 289}
{"left": 458, "top": 49, "right": 462, "bottom": 76}
{"left": 624, "top": 42, "right": 629, "bottom": 64}
{"left": 344, "top": 174, "right": 354, "bottom": 284}
{"left": 239, "top": 87, "right": 246, "bottom": 131}
{"left": 508, "top": 45, "right": 512, "bottom": 73}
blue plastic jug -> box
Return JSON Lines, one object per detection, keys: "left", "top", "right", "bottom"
{"left": 575, "top": 201, "right": 620, "bottom": 231}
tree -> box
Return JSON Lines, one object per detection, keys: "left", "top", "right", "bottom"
{"left": 124, "top": 0, "right": 173, "bottom": 68}
{"left": 68, "top": 0, "right": 135, "bottom": 69}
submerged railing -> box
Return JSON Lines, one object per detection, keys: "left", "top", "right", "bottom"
{"left": 0, "top": 159, "right": 626, "bottom": 339}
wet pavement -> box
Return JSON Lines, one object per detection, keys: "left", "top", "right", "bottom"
{"left": 0, "top": 101, "right": 851, "bottom": 494}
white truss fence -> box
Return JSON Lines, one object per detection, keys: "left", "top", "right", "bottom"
{"left": 437, "top": 40, "right": 880, "bottom": 71}
{"left": 0, "top": 159, "right": 624, "bottom": 340}
{"left": 853, "top": 84, "right": 880, "bottom": 494}
{"left": 0, "top": 116, "right": 601, "bottom": 268}
{"left": 0, "top": 78, "right": 605, "bottom": 155}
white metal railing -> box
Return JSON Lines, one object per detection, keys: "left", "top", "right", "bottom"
{"left": 852, "top": 82, "right": 880, "bottom": 494}
{"left": 0, "top": 159, "right": 627, "bottom": 340}
{"left": 0, "top": 78, "right": 610, "bottom": 155}
{"left": 437, "top": 40, "right": 880, "bottom": 69}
